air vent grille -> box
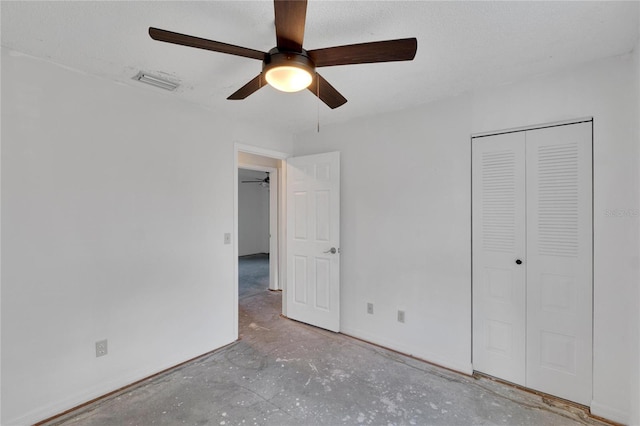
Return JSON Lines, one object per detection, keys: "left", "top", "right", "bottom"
{"left": 133, "top": 72, "right": 179, "bottom": 91}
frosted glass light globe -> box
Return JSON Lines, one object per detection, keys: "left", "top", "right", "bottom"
{"left": 265, "top": 66, "right": 313, "bottom": 92}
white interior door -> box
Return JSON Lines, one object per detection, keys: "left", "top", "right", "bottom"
{"left": 472, "top": 131, "right": 527, "bottom": 386}
{"left": 525, "top": 122, "right": 592, "bottom": 405}
{"left": 472, "top": 121, "right": 593, "bottom": 406}
{"left": 286, "top": 152, "right": 340, "bottom": 332}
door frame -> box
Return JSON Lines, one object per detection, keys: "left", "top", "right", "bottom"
{"left": 234, "top": 143, "right": 289, "bottom": 338}
{"left": 470, "top": 117, "right": 594, "bottom": 402}
{"left": 471, "top": 117, "right": 593, "bottom": 138}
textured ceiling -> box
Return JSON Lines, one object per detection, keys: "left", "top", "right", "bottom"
{"left": 2, "top": 1, "right": 638, "bottom": 134}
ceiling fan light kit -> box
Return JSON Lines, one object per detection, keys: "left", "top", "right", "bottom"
{"left": 263, "top": 49, "right": 315, "bottom": 92}
{"left": 149, "top": 0, "right": 417, "bottom": 109}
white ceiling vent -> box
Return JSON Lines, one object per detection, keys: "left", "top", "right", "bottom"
{"left": 133, "top": 72, "right": 179, "bottom": 91}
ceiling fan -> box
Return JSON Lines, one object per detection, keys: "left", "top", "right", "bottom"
{"left": 149, "top": 0, "right": 417, "bottom": 109}
{"left": 242, "top": 173, "right": 270, "bottom": 187}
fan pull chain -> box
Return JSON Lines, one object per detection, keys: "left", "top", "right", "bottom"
{"left": 316, "top": 74, "right": 320, "bottom": 133}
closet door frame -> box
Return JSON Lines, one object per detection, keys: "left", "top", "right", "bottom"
{"left": 471, "top": 117, "right": 594, "bottom": 405}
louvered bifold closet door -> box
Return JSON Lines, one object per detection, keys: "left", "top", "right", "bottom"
{"left": 525, "top": 122, "right": 592, "bottom": 405}
{"left": 472, "top": 132, "right": 527, "bottom": 386}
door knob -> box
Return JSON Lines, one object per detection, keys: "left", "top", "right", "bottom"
{"left": 515, "top": 259, "right": 523, "bottom": 265}
{"left": 324, "top": 247, "right": 337, "bottom": 254}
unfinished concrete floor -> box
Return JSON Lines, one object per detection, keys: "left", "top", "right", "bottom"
{"left": 46, "top": 255, "right": 608, "bottom": 426}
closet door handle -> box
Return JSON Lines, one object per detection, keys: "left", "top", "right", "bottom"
{"left": 515, "top": 259, "right": 523, "bottom": 265}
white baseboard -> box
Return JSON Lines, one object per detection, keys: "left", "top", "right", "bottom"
{"left": 6, "top": 341, "right": 236, "bottom": 426}
{"left": 7, "top": 370, "right": 158, "bottom": 425}
{"left": 340, "top": 326, "right": 473, "bottom": 376}
{"left": 591, "top": 400, "right": 629, "bottom": 425}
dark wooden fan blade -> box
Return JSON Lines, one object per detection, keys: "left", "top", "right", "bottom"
{"left": 307, "top": 73, "right": 347, "bottom": 109}
{"left": 149, "top": 27, "right": 266, "bottom": 61}
{"left": 308, "top": 38, "right": 417, "bottom": 67}
{"left": 227, "top": 74, "right": 267, "bottom": 100}
{"left": 274, "top": 0, "right": 307, "bottom": 52}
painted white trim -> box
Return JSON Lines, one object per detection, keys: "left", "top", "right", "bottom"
{"left": 235, "top": 143, "right": 290, "bottom": 160}
{"left": 233, "top": 148, "right": 240, "bottom": 339}
{"left": 280, "top": 160, "right": 288, "bottom": 316}
{"left": 341, "top": 326, "right": 473, "bottom": 376}
{"left": 238, "top": 163, "right": 275, "bottom": 173}
{"left": 234, "top": 143, "right": 288, "bottom": 312}
{"left": 269, "top": 169, "right": 278, "bottom": 290}
{"left": 471, "top": 117, "right": 593, "bottom": 138}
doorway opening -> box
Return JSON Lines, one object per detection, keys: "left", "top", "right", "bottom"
{"left": 234, "top": 145, "right": 341, "bottom": 335}
{"left": 238, "top": 168, "right": 274, "bottom": 300}
{"left": 234, "top": 145, "right": 288, "bottom": 338}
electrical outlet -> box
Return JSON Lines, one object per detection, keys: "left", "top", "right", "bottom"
{"left": 95, "top": 339, "right": 108, "bottom": 357}
{"left": 397, "top": 310, "right": 406, "bottom": 323}
{"left": 367, "top": 303, "right": 374, "bottom": 314}
{"left": 224, "top": 233, "right": 231, "bottom": 245}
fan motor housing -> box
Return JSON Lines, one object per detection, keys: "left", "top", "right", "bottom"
{"left": 263, "top": 48, "right": 316, "bottom": 76}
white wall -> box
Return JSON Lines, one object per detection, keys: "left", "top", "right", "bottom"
{"left": 2, "top": 39, "right": 637, "bottom": 426}
{"left": 293, "top": 53, "right": 640, "bottom": 424}
{"left": 0, "top": 49, "right": 292, "bottom": 425}
{"left": 238, "top": 169, "right": 270, "bottom": 256}
{"left": 294, "top": 96, "right": 474, "bottom": 373}
{"left": 631, "top": 33, "right": 640, "bottom": 426}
